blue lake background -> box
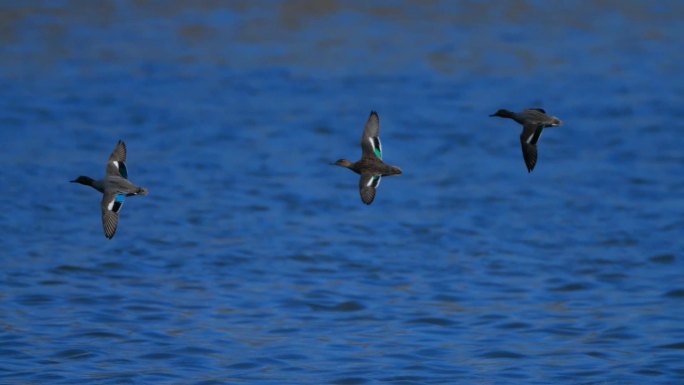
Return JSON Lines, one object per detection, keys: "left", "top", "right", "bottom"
{"left": 1, "top": 1, "right": 684, "bottom": 384}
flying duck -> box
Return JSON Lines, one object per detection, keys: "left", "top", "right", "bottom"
{"left": 333, "top": 111, "right": 402, "bottom": 204}
{"left": 489, "top": 108, "right": 563, "bottom": 172}
{"left": 71, "top": 140, "right": 148, "bottom": 239}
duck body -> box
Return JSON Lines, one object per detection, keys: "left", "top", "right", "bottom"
{"left": 71, "top": 175, "right": 145, "bottom": 196}
{"left": 334, "top": 157, "right": 402, "bottom": 177}
{"left": 71, "top": 140, "right": 148, "bottom": 239}
{"left": 489, "top": 108, "right": 562, "bottom": 173}
{"left": 333, "top": 111, "right": 402, "bottom": 205}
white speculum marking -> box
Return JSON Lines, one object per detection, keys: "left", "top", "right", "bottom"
{"left": 107, "top": 200, "right": 115, "bottom": 211}
{"left": 367, "top": 175, "right": 381, "bottom": 188}
{"left": 370, "top": 137, "right": 382, "bottom": 158}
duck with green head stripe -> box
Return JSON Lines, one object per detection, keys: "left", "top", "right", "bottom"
{"left": 333, "top": 111, "right": 402, "bottom": 205}
{"left": 71, "top": 140, "right": 149, "bottom": 239}
{"left": 489, "top": 108, "right": 563, "bottom": 172}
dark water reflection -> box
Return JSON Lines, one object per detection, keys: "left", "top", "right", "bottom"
{"left": 1, "top": 0, "right": 684, "bottom": 384}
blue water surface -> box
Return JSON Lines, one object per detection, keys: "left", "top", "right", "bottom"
{"left": 1, "top": 1, "right": 684, "bottom": 384}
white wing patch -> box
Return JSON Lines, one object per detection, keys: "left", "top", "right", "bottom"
{"left": 367, "top": 175, "right": 381, "bottom": 188}
{"left": 526, "top": 129, "right": 543, "bottom": 144}
{"left": 369, "top": 137, "right": 382, "bottom": 159}
{"left": 106, "top": 195, "right": 125, "bottom": 212}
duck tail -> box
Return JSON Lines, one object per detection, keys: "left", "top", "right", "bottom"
{"left": 137, "top": 187, "right": 149, "bottom": 196}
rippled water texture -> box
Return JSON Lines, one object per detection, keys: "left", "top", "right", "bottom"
{"left": 1, "top": 1, "right": 684, "bottom": 384}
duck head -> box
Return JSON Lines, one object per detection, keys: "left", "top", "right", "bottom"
{"left": 70, "top": 176, "right": 95, "bottom": 186}
{"left": 333, "top": 159, "right": 354, "bottom": 168}
{"left": 549, "top": 117, "right": 563, "bottom": 127}
{"left": 489, "top": 109, "right": 515, "bottom": 118}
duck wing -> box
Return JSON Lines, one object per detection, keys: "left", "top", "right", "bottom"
{"left": 359, "top": 173, "right": 382, "bottom": 205}
{"left": 360, "top": 111, "right": 383, "bottom": 160}
{"left": 106, "top": 140, "right": 128, "bottom": 178}
{"left": 101, "top": 191, "right": 125, "bottom": 239}
{"left": 520, "top": 123, "right": 544, "bottom": 173}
